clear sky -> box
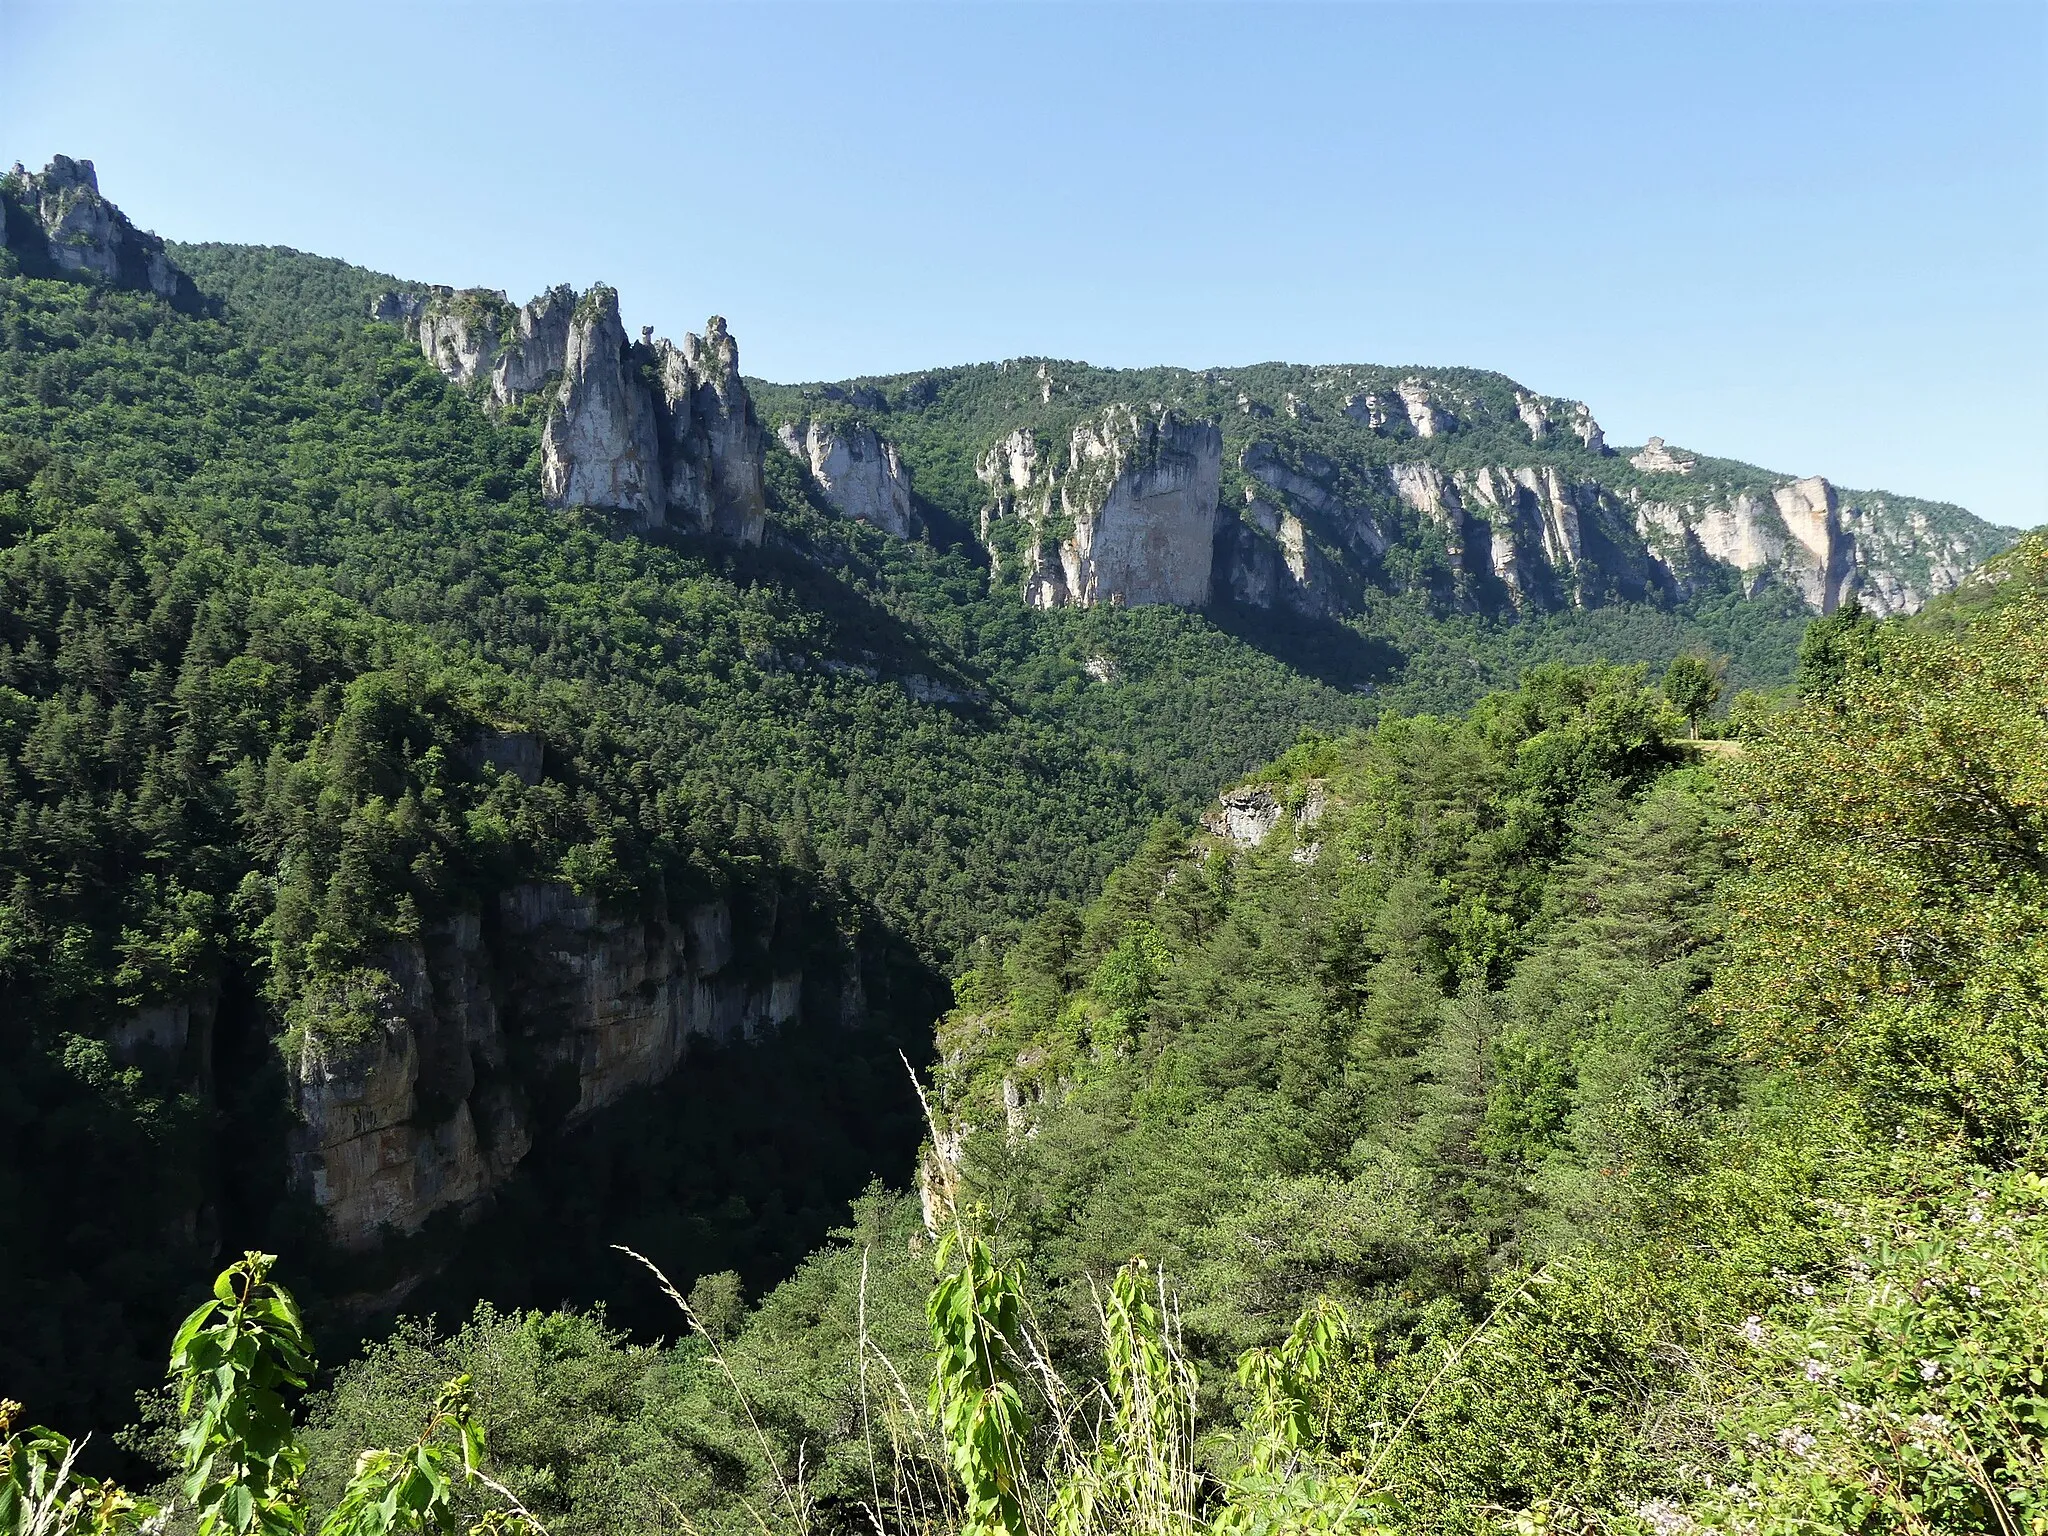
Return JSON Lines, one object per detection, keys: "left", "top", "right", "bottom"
{"left": 4, "top": 1, "right": 2044, "bottom": 526}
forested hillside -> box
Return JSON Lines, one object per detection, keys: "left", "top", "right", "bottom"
{"left": 15, "top": 536, "right": 2036, "bottom": 1536}
{"left": 0, "top": 220, "right": 1374, "bottom": 1435}
{"left": 3, "top": 160, "right": 2039, "bottom": 1536}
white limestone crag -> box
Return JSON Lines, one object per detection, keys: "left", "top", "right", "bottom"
{"left": 979, "top": 407, "right": 1222, "bottom": 609}
{"left": 1, "top": 156, "right": 201, "bottom": 309}
{"left": 1571, "top": 404, "right": 1608, "bottom": 452}
{"left": 655, "top": 316, "right": 768, "bottom": 542}
{"left": 1629, "top": 437, "right": 1697, "bottom": 476}
{"left": 1396, "top": 378, "right": 1454, "bottom": 438}
{"left": 1242, "top": 440, "right": 1388, "bottom": 559}
{"left": 1205, "top": 786, "right": 1284, "bottom": 847}
{"left": 778, "top": 418, "right": 917, "bottom": 537}
{"left": 542, "top": 286, "right": 665, "bottom": 527}
{"left": 537, "top": 292, "right": 767, "bottom": 543}
{"left": 1629, "top": 475, "right": 1852, "bottom": 613}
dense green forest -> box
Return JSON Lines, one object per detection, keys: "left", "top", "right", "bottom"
{"left": 12, "top": 539, "right": 2041, "bottom": 1536}
{"left": 5, "top": 180, "right": 2041, "bottom": 1536}
{"left": 0, "top": 248, "right": 1384, "bottom": 1437}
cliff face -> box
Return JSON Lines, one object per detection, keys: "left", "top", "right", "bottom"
{"left": 777, "top": 419, "right": 917, "bottom": 537}
{"left": 656, "top": 317, "right": 769, "bottom": 542}
{"left": 0, "top": 156, "right": 203, "bottom": 310}
{"left": 541, "top": 287, "right": 666, "bottom": 527}
{"left": 287, "top": 879, "right": 840, "bottom": 1251}
{"left": 979, "top": 406, "right": 1223, "bottom": 609}
{"left": 1626, "top": 473, "right": 1967, "bottom": 616}
{"left": 386, "top": 281, "right": 769, "bottom": 544}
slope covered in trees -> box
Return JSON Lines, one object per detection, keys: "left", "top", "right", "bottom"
{"left": 14, "top": 542, "right": 2039, "bottom": 1536}
{"left": 4, "top": 169, "right": 2039, "bottom": 1533}
{"left": 0, "top": 246, "right": 1377, "bottom": 1437}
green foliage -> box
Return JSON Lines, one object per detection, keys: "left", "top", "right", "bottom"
{"left": 1704, "top": 1162, "right": 2048, "bottom": 1534}
{"left": 928, "top": 1232, "right": 1033, "bottom": 1536}
{"left": 1715, "top": 543, "right": 2048, "bottom": 1156}
{"left": 1793, "top": 594, "right": 1880, "bottom": 697}
{"left": 170, "top": 1253, "right": 315, "bottom": 1536}
{"left": 1, "top": 1402, "right": 161, "bottom": 1536}
{"left": 1658, "top": 652, "right": 1721, "bottom": 736}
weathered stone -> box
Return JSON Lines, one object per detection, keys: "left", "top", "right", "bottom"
{"left": 1571, "top": 403, "right": 1608, "bottom": 452}
{"left": 288, "top": 884, "right": 841, "bottom": 1252}
{"left": 1, "top": 156, "right": 202, "bottom": 309}
{"left": 1204, "top": 786, "right": 1283, "bottom": 847}
{"left": 491, "top": 285, "right": 575, "bottom": 406}
{"left": 657, "top": 316, "right": 767, "bottom": 543}
{"left": 541, "top": 286, "right": 664, "bottom": 526}
{"left": 981, "top": 407, "right": 1222, "bottom": 609}
{"left": 1629, "top": 437, "right": 1697, "bottom": 476}
{"left": 778, "top": 418, "right": 916, "bottom": 537}
{"left": 1396, "top": 379, "right": 1453, "bottom": 437}
{"left": 1514, "top": 392, "right": 1550, "bottom": 442}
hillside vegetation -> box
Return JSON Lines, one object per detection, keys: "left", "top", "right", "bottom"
{"left": 2, "top": 170, "right": 2039, "bottom": 1536}
{"left": 11, "top": 537, "right": 2042, "bottom": 1536}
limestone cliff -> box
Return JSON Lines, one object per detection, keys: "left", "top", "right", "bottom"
{"left": 655, "top": 317, "right": 768, "bottom": 543}
{"left": 778, "top": 418, "right": 916, "bottom": 538}
{"left": 542, "top": 287, "right": 665, "bottom": 527}
{"left": 0, "top": 156, "right": 203, "bottom": 310}
{"left": 288, "top": 881, "right": 841, "bottom": 1251}
{"left": 1626, "top": 473, "right": 1972, "bottom": 616}
{"left": 537, "top": 294, "right": 767, "bottom": 542}
{"left": 979, "top": 407, "right": 1222, "bottom": 608}
{"left": 404, "top": 285, "right": 575, "bottom": 409}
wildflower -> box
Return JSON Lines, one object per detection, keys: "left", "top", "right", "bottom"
{"left": 1918, "top": 1359, "right": 1940, "bottom": 1381}
{"left": 1802, "top": 1358, "right": 1831, "bottom": 1382}
{"left": 1775, "top": 1426, "right": 1819, "bottom": 1459}
{"left": 1740, "top": 1315, "right": 1765, "bottom": 1345}
{"left": 1967, "top": 1285, "right": 1982, "bottom": 1300}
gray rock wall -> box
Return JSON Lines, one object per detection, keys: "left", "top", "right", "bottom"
{"left": 287, "top": 885, "right": 834, "bottom": 1251}
{"left": 980, "top": 407, "right": 1223, "bottom": 608}
{"left": 1, "top": 156, "right": 202, "bottom": 310}
{"left": 778, "top": 418, "right": 917, "bottom": 537}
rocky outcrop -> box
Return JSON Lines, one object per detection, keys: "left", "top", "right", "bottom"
{"left": 538, "top": 293, "right": 767, "bottom": 542}
{"left": 1, "top": 156, "right": 203, "bottom": 310}
{"left": 289, "top": 885, "right": 838, "bottom": 1250}
{"left": 1241, "top": 441, "right": 1387, "bottom": 558}
{"left": 1515, "top": 392, "right": 1551, "bottom": 442}
{"left": 980, "top": 407, "right": 1222, "bottom": 608}
{"left": 1228, "top": 494, "right": 1333, "bottom": 615}
{"left": 1460, "top": 466, "right": 1586, "bottom": 607}
{"left": 1396, "top": 379, "right": 1454, "bottom": 438}
{"left": 1205, "top": 786, "right": 1283, "bottom": 847}
{"left": 542, "top": 287, "right": 665, "bottom": 527}
{"left": 1629, "top": 437, "right": 1697, "bottom": 476}
{"left": 1630, "top": 475, "right": 1853, "bottom": 613}
{"left": 778, "top": 418, "right": 916, "bottom": 537}
{"left": 655, "top": 317, "right": 768, "bottom": 542}
{"left": 1833, "top": 493, "right": 1985, "bottom": 617}
{"left": 1570, "top": 404, "right": 1608, "bottom": 453}
{"left": 391, "top": 284, "right": 577, "bottom": 408}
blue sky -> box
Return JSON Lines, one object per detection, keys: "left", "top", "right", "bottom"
{"left": 4, "top": 1, "right": 2044, "bottom": 527}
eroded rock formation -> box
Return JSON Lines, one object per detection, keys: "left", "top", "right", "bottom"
{"left": 288, "top": 882, "right": 844, "bottom": 1250}
{"left": 1629, "top": 437, "right": 1697, "bottom": 476}
{"left": 541, "top": 287, "right": 666, "bottom": 526}
{"left": 979, "top": 407, "right": 1222, "bottom": 608}
{"left": 0, "top": 156, "right": 202, "bottom": 309}
{"left": 535, "top": 294, "right": 767, "bottom": 542}
{"left": 778, "top": 418, "right": 916, "bottom": 537}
